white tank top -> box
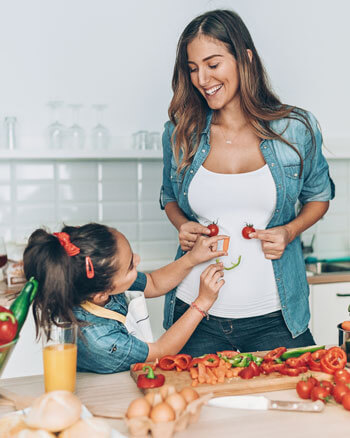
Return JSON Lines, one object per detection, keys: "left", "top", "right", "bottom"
{"left": 176, "top": 164, "right": 281, "bottom": 318}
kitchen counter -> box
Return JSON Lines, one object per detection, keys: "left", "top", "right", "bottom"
{"left": 307, "top": 272, "right": 350, "bottom": 284}
{"left": 0, "top": 371, "right": 349, "bottom": 437}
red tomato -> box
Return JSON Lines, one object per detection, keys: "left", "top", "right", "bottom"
{"left": 208, "top": 223, "right": 219, "bottom": 237}
{"left": 310, "top": 385, "right": 331, "bottom": 403}
{"left": 342, "top": 392, "right": 350, "bottom": 410}
{"left": 341, "top": 321, "right": 350, "bottom": 331}
{"left": 248, "top": 361, "right": 261, "bottom": 377}
{"left": 296, "top": 379, "right": 314, "bottom": 399}
{"left": 334, "top": 369, "right": 350, "bottom": 385}
{"left": 307, "top": 376, "right": 319, "bottom": 387}
{"left": 242, "top": 223, "right": 256, "bottom": 239}
{"left": 319, "top": 380, "right": 334, "bottom": 395}
{"left": 239, "top": 367, "right": 255, "bottom": 379}
{"left": 333, "top": 383, "right": 350, "bottom": 404}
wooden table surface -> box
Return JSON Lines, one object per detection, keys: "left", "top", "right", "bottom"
{"left": 1, "top": 371, "right": 350, "bottom": 437}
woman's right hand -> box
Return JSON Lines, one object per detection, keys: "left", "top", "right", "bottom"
{"left": 196, "top": 263, "right": 225, "bottom": 310}
{"left": 179, "top": 221, "right": 210, "bottom": 251}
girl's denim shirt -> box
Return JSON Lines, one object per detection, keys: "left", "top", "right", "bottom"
{"left": 73, "top": 271, "right": 148, "bottom": 373}
{"left": 159, "top": 109, "right": 335, "bottom": 338}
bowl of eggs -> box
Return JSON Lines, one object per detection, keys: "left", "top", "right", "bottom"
{"left": 125, "top": 385, "right": 212, "bottom": 438}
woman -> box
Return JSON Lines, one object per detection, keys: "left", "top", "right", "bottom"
{"left": 160, "top": 9, "right": 335, "bottom": 356}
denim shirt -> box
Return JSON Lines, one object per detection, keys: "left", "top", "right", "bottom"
{"left": 159, "top": 109, "right": 335, "bottom": 338}
{"left": 73, "top": 271, "right": 148, "bottom": 374}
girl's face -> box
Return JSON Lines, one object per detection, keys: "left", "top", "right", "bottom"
{"left": 187, "top": 34, "right": 240, "bottom": 111}
{"left": 109, "top": 230, "right": 140, "bottom": 294}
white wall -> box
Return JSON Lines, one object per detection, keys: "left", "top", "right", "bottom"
{"left": 0, "top": 0, "right": 349, "bottom": 148}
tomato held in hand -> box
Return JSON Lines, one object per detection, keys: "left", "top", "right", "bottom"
{"left": 208, "top": 222, "right": 219, "bottom": 237}
{"left": 341, "top": 320, "right": 350, "bottom": 331}
{"left": 242, "top": 223, "right": 255, "bottom": 239}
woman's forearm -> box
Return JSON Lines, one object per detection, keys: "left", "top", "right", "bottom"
{"left": 165, "top": 202, "right": 189, "bottom": 231}
{"left": 285, "top": 201, "right": 329, "bottom": 243}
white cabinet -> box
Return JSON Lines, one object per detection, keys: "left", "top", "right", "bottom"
{"left": 310, "top": 282, "right": 350, "bottom": 345}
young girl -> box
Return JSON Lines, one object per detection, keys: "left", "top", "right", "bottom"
{"left": 23, "top": 223, "right": 227, "bottom": 373}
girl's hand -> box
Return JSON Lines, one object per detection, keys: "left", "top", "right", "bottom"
{"left": 187, "top": 234, "right": 228, "bottom": 266}
{"left": 196, "top": 263, "right": 225, "bottom": 310}
{"left": 249, "top": 225, "right": 292, "bottom": 260}
{"left": 178, "top": 221, "right": 210, "bottom": 251}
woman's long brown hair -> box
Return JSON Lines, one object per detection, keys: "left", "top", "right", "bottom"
{"left": 169, "top": 9, "right": 315, "bottom": 176}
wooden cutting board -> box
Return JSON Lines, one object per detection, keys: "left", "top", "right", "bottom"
{"left": 130, "top": 350, "right": 333, "bottom": 397}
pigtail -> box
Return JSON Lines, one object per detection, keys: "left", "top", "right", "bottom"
{"left": 23, "top": 229, "right": 77, "bottom": 337}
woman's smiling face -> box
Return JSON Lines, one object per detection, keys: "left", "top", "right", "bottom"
{"left": 187, "top": 34, "right": 240, "bottom": 111}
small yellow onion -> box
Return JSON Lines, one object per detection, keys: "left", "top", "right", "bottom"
{"left": 150, "top": 402, "right": 175, "bottom": 423}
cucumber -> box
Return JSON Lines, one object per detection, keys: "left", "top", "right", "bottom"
{"left": 281, "top": 345, "right": 326, "bottom": 360}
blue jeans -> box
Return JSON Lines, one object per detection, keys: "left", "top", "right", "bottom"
{"left": 173, "top": 298, "right": 315, "bottom": 356}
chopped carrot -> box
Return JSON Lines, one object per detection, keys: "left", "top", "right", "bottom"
{"left": 219, "top": 358, "right": 226, "bottom": 367}
{"left": 192, "top": 379, "right": 199, "bottom": 387}
{"left": 206, "top": 367, "right": 217, "bottom": 385}
{"left": 231, "top": 367, "right": 244, "bottom": 377}
{"left": 189, "top": 367, "right": 199, "bottom": 380}
{"left": 216, "top": 366, "right": 226, "bottom": 383}
{"left": 197, "top": 362, "right": 207, "bottom": 384}
{"left": 225, "top": 369, "right": 234, "bottom": 378}
{"left": 225, "top": 361, "right": 232, "bottom": 369}
{"left": 223, "top": 237, "right": 230, "bottom": 252}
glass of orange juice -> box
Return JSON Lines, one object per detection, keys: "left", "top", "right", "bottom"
{"left": 42, "top": 324, "right": 78, "bottom": 393}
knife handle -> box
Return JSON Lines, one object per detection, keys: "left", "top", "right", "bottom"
{"left": 268, "top": 399, "right": 324, "bottom": 413}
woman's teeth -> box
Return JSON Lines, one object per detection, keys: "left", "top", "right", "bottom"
{"left": 205, "top": 84, "right": 223, "bottom": 96}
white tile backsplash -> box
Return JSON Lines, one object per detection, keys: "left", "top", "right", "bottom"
{"left": 1, "top": 157, "right": 349, "bottom": 267}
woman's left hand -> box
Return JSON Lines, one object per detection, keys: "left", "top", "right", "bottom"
{"left": 249, "top": 226, "right": 293, "bottom": 260}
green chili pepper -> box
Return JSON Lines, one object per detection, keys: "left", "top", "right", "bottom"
{"left": 10, "top": 277, "right": 38, "bottom": 338}
{"left": 215, "top": 255, "right": 242, "bottom": 271}
{"left": 253, "top": 356, "right": 264, "bottom": 365}
{"left": 274, "top": 357, "right": 283, "bottom": 364}
{"left": 238, "top": 356, "right": 250, "bottom": 367}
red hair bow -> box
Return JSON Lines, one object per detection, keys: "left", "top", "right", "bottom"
{"left": 53, "top": 232, "right": 80, "bottom": 256}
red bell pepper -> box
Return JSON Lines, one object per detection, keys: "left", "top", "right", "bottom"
{"left": 201, "top": 354, "right": 220, "bottom": 367}
{"left": 0, "top": 306, "right": 18, "bottom": 345}
{"left": 320, "top": 347, "right": 347, "bottom": 374}
{"left": 217, "top": 350, "right": 239, "bottom": 359}
{"left": 174, "top": 354, "right": 192, "bottom": 370}
{"left": 263, "top": 347, "right": 287, "bottom": 362}
{"left": 158, "top": 355, "right": 176, "bottom": 370}
{"left": 137, "top": 366, "right": 165, "bottom": 389}
{"left": 308, "top": 349, "right": 327, "bottom": 372}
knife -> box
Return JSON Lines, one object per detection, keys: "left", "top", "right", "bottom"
{"left": 208, "top": 395, "right": 324, "bottom": 413}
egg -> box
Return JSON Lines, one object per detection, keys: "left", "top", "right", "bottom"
{"left": 126, "top": 397, "right": 151, "bottom": 419}
{"left": 150, "top": 402, "right": 175, "bottom": 423}
{"left": 165, "top": 392, "right": 187, "bottom": 415}
{"left": 179, "top": 387, "right": 199, "bottom": 404}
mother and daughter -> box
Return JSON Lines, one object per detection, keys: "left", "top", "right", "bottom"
{"left": 23, "top": 9, "right": 334, "bottom": 373}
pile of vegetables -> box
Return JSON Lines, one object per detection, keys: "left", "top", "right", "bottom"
{"left": 132, "top": 345, "right": 348, "bottom": 388}
{"left": 295, "top": 368, "right": 350, "bottom": 411}
{"left": 0, "top": 277, "right": 38, "bottom": 347}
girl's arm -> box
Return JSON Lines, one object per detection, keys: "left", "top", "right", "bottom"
{"left": 144, "top": 234, "right": 227, "bottom": 298}
{"left": 165, "top": 202, "right": 211, "bottom": 251}
{"left": 146, "top": 263, "right": 224, "bottom": 360}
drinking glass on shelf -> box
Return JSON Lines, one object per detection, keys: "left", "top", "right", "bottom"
{"left": 148, "top": 131, "right": 161, "bottom": 150}
{"left": 66, "top": 104, "right": 85, "bottom": 149}
{"left": 42, "top": 323, "right": 78, "bottom": 393}
{"left": 47, "top": 101, "right": 65, "bottom": 149}
{"left": 91, "top": 104, "right": 110, "bottom": 149}
{"left": 0, "top": 237, "right": 7, "bottom": 283}
{"left": 133, "top": 130, "right": 149, "bottom": 150}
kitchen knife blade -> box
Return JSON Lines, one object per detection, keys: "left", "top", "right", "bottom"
{"left": 207, "top": 395, "right": 324, "bottom": 412}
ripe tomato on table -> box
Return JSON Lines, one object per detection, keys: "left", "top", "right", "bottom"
{"left": 296, "top": 379, "right": 314, "bottom": 399}
{"left": 334, "top": 368, "right": 350, "bottom": 385}
{"left": 310, "top": 385, "right": 331, "bottom": 403}
{"left": 242, "top": 223, "right": 256, "bottom": 239}
{"left": 342, "top": 392, "right": 350, "bottom": 410}
{"left": 333, "top": 383, "right": 349, "bottom": 404}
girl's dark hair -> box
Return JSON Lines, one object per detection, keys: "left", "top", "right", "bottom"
{"left": 23, "top": 223, "right": 119, "bottom": 336}
{"left": 169, "top": 9, "right": 315, "bottom": 176}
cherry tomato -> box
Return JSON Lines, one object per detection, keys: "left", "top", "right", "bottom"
{"left": 341, "top": 320, "right": 350, "bottom": 331}
{"left": 334, "top": 369, "right": 350, "bottom": 385}
{"left": 310, "top": 385, "right": 331, "bottom": 403}
{"left": 296, "top": 379, "right": 314, "bottom": 399}
{"left": 307, "top": 376, "right": 319, "bottom": 387}
{"left": 242, "top": 223, "right": 256, "bottom": 239}
{"left": 208, "top": 223, "right": 219, "bottom": 237}
{"left": 333, "top": 383, "right": 349, "bottom": 404}
{"left": 319, "top": 380, "right": 334, "bottom": 395}
{"left": 342, "top": 392, "right": 350, "bottom": 410}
